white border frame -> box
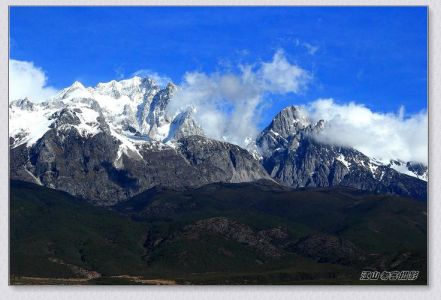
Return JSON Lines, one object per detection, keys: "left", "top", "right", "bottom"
{"left": 1, "top": 1, "right": 439, "bottom": 299}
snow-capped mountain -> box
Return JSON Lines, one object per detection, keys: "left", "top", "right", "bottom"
{"left": 9, "top": 77, "right": 427, "bottom": 204}
{"left": 10, "top": 77, "right": 271, "bottom": 205}
{"left": 256, "top": 106, "right": 427, "bottom": 200}
{"left": 10, "top": 77, "right": 202, "bottom": 150}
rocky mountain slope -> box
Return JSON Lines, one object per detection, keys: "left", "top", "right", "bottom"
{"left": 9, "top": 78, "right": 271, "bottom": 205}
{"left": 256, "top": 106, "right": 427, "bottom": 200}
{"left": 9, "top": 76, "right": 427, "bottom": 204}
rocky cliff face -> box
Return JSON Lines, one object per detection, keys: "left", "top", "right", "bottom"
{"left": 9, "top": 77, "right": 427, "bottom": 204}
{"left": 256, "top": 106, "right": 427, "bottom": 200}
{"left": 178, "top": 135, "right": 271, "bottom": 184}
{"left": 165, "top": 110, "right": 204, "bottom": 142}
{"left": 11, "top": 133, "right": 272, "bottom": 206}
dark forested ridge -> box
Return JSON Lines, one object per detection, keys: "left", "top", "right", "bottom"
{"left": 10, "top": 180, "right": 427, "bottom": 285}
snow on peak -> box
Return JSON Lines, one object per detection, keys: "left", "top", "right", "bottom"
{"left": 336, "top": 154, "right": 351, "bottom": 169}
{"left": 94, "top": 76, "right": 158, "bottom": 99}
{"left": 71, "top": 81, "right": 85, "bottom": 89}
{"left": 10, "top": 76, "right": 427, "bottom": 184}
{"left": 389, "top": 160, "right": 428, "bottom": 181}
{"left": 9, "top": 98, "right": 58, "bottom": 147}
{"left": 54, "top": 81, "right": 92, "bottom": 101}
{"left": 9, "top": 76, "right": 203, "bottom": 156}
{"left": 10, "top": 98, "right": 35, "bottom": 111}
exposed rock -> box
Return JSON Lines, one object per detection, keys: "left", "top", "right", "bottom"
{"left": 10, "top": 117, "right": 270, "bottom": 205}
{"left": 165, "top": 110, "right": 204, "bottom": 142}
{"left": 177, "top": 135, "right": 272, "bottom": 183}
{"left": 10, "top": 98, "right": 35, "bottom": 111}
{"left": 256, "top": 106, "right": 427, "bottom": 200}
{"left": 9, "top": 78, "right": 427, "bottom": 205}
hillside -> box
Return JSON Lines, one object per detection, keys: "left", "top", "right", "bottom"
{"left": 10, "top": 180, "right": 427, "bottom": 285}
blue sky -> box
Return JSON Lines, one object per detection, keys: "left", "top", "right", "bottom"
{"left": 10, "top": 6, "right": 427, "bottom": 127}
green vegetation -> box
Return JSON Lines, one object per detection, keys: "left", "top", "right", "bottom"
{"left": 10, "top": 180, "right": 148, "bottom": 279}
{"left": 10, "top": 180, "right": 427, "bottom": 285}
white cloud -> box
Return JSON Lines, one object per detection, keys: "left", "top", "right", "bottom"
{"left": 9, "top": 59, "right": 58, "bottom": 102}
{"left": 259, "top": 49, "right": 311, "bottom": 94}
{"left": 132, "top": 69, "right": 172, "bottom": 87}
{"left": 167, "top": 49, "right": 312, "bottom": 146}
{"left": 307, "top": 99, "right": 428, "bottom": 164}
{"left": 10, "top": 54, "right": 426, "bottom": 165}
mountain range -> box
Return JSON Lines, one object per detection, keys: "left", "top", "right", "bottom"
{"left": 9, "top": 76, "right": 428, "bottom": 205}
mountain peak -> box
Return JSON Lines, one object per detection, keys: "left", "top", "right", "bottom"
{"left": 9, "top": 73, "right": 427, "bottom": 203}
{"left": 166, "top": 82, "right": 176, "bottom": 90}
{"left": 10, "top": 98, "right": 35, "bottom": 111}
{"left": 71, "top": 81, "right": 86, "bottom": 89}
{"left": 266, "top": 105, "right": 310, "bottom": 138}
{"left": 277, "top": 105, "right": 308, "bottom": 120}
{"left": 53, "top": 80, "right": 92, "bottom": 101}
{"left": 94, "top": 76, "right": 159, "bottom": 97}
{"left": 165, "top": 110, "right": 204, "bottom": 142}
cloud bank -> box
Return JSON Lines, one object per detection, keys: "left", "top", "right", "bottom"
{"left": 166, "top": 50, "right": 426, "bottom": 164}
{"left": 9, "top": 53, "right": 427, "bottom": 164}
{"left": 167, "top": 49, "right": 312, "bottom": 146}
{"left": 307, "top": 99, "right": 427, "bottom": 164}
{"left": 9, "top": 59, "right": 58, "bottom": 102}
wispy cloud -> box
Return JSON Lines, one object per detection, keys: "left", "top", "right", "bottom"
{"left": 167, "top": 49, "right": 312, "bottom": 146}
{"left": 293, "top": 39, "right": 319, "bottom": 55}
{"left": 9, "top": 59, "right": 58, "bottom": 102}
{"left": 114, "top": 66, "right": 125, "bottom": 80}
{"left": 302, "top": 42, "right": 319, "bottom": 55}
